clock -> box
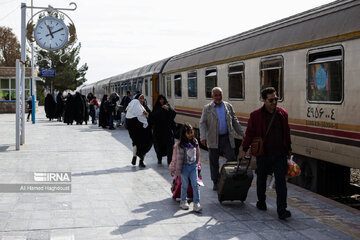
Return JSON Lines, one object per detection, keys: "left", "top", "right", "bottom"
{"left": 34, "top": 16, "right": 69, "bottom": 51}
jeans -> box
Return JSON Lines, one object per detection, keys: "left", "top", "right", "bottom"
{"left": 90, "top": 110, "right": 96, "bottom": 123}
{"left": 181, "top": 163, "right": 200, "bottom": 203}
{"left": 208, "top": 134, "right": 236, "bottom": 184}
{"left": 256, "top": 155, "right": 288, "bottom": 212}
{"left": 109, "top": 114, "right": 114, "bottom": 128}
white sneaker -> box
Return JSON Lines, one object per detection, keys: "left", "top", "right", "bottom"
{"left": 193, "top": 202, "right": 202, "bottom": 213}
{"left": 179, "top": 200, "right": 189, "bottom": 210}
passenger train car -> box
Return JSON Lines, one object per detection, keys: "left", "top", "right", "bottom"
{"left": 81, "top": 0, "right": 360, "bottom": 195}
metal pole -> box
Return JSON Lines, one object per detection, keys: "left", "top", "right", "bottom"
{"left": 21, "top": 63, "right": 25, "bottom": 145}
{"left": 16, "top": 60, "right": 20, "bottom": 150}
{"left": 21, "top": 3, "right": 26, "bottom": 145}
{"left": 31, "top": 0, "right": 36, "bottom": 124}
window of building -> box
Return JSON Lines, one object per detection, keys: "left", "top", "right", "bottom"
{"left": 174, "top": 74, "right": 182, "bottom": 98}
{"left": 0, "top": 78, "right": 30, "bottom": 101}
{"left": 166, "top": 75, "right": 171, "bottom": 98}
{"left": 228, "top": 63, "right": 244, "bottom": 99}
{"left": 205, "top": 68, "right": 217, "bottom": 98}
{"left": 260, "top": 56, "right": 283, "bottom": 100}
{"left": 188, "top": 71, "right": 197, "bottom": 98}
{"left": 307, "top": 47, "right": 343, "bottom": 103}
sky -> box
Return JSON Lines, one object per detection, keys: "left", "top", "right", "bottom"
{"left": 1, "top": 0, "right": 334, "bottom": 84}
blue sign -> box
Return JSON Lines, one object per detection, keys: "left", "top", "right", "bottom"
{"left": 40, "top": 69, "right": 56, "bottom": 77}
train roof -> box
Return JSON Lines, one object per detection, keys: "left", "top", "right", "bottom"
{"left": 109, "top": 58, "right": 172, "bottom": 84}
{"left": 163, "top": 0, "right": 360, "bottom": 73}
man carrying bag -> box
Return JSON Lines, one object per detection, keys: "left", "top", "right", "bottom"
{"left": 241, "top": 87, "right": 292, "bottom": 220}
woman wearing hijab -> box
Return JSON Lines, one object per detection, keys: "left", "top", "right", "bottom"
{"left": 55, "top": 91, "right": 65, "bottom": 122}
{"left": 126, "top": 93, "right": 152, "bottom": 168}
{"left": 152, "top": 95, "right": 176, "bottom": 164}
{"left": 44, "top": 93, "right": 56, "bottom": 121}
{"left": 64, "top": 93, "right": 74, "bottom": 125}
{"left": 98, "top": 95, "right": 109, "bottom": 128}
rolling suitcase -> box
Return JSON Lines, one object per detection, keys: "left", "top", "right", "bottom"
{"left": 171, "top": 164, "right": 204, "bottom": 201}
{"left": 171, "top": 176, "right": 193, "bottom": 200}
{"left": 217, "top": 156, "right": 253, "bottom": 203}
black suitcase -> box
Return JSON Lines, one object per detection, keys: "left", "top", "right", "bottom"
{"left": 217, "top": 156, "right": 253, "bottom": 203}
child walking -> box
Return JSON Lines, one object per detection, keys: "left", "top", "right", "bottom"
{"left": 169, "top": 123, "right": 202, "bottom": 212}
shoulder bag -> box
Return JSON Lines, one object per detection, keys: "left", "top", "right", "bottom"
{"left": 250, "top": 110, "right": 277, "bottom": 157}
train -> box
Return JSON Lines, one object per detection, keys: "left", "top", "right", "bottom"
{"left": 79, "top": 0, "right": 360, "bottom": 196}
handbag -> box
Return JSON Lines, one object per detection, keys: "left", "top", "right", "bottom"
{"left": 250, "top": 109, "right": 277, "bottom": 157}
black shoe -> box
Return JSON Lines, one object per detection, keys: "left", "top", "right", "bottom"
{"left": 109, "top": 127, "right": 115, "bottom": 130}
{"left": 212, "top": 183, "right": 218, "bottom": 191}
{"left": 256, "top": 201, "right": 267, "bottom": 211}
{"left": 278, "top": 209, "right": 291, "bottom": 220}
{"left": 139, "top": 160, "right": 146, "bottom": 168}
{"left": 131, "top": 156, "right": 137, "bottom": 165}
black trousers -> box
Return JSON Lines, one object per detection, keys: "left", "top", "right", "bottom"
{"left": 208, "top": 134, "right": 236, "bottom": 184}
{"left": 256, "top": 155, "right": 288, "bottom": 212}
{"left": 27, "top": 110, "right": 32, "bottom": 120}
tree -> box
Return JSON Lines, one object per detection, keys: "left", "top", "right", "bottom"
{"left": 0, "top": 26, "right": 21, "bottom": 67}
{"left": 36, "top": 42, "right": 88, "bottom": 93}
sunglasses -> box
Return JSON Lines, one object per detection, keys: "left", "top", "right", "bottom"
{"left": 267, "top": 97, "right": 278, "bottom": 103}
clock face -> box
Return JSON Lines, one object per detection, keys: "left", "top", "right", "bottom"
{"left": 34, "top": 17, "right": 69, "bottom": 51}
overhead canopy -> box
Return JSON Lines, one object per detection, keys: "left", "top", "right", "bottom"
{"left": 163, "top": 0, "right": 360, "bottom": 73}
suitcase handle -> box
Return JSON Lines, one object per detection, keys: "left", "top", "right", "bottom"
{"left": 235, "top": 155, "right": 252, "bottom": 172}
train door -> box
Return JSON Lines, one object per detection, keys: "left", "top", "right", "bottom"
{"left": 152, "top": 74, "right": 159, "bottom": 106}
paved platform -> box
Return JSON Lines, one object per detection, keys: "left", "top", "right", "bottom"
{"left": 0, "top": 108, "right": 360, "bottom": 240}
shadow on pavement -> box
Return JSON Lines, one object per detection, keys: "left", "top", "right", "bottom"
{"left": 72, "top": 166, "right": 138, "bottom": 177}
{"left": 110, "top": 198, "right": 195, "bottom": 236}
{"left": 0, "top": 144, "right": 11, "bottom": 152}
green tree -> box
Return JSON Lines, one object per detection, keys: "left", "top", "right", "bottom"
{"left": 36, "top": 42, "right": 88, "bottom": 93}
{"left": 0, "top": 26, "right": 21, "bottom": 67}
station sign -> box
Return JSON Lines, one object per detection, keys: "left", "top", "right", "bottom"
{"left": 39, "top": 69, "right": 56, "bottom": 77}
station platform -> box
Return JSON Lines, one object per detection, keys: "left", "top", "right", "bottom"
{"left": 0, "top": 108, "right": 360, "bottom": 240}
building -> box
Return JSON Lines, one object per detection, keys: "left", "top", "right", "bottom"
{"left": 0, "top": 67, "right": 33, "bottom": 113}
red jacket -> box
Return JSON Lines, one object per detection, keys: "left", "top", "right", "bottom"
{"left": 242, "top": 105, "right": 291, "bottom": 153}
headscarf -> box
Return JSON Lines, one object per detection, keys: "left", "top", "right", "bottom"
{"left": 154, "top": 94, "right": 168, "bottom": 109}
{"left": 125, "top": 99, "right": 148, "bottom": 128}
{"left": 134, "top": 93, "right": 143, "bottom": 100}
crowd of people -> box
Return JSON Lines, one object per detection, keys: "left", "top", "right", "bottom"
{"left": 40, "top": 86, "right": 292, "bottom": 219}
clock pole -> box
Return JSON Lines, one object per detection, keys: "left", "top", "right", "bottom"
{"left": 15, "top": 2, "right": 77, "bottom": 150}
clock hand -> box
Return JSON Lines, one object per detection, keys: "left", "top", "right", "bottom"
{"left": 46, "top": 27, "right": 64, "bottom": 37}
{"left": 51, "top": 28, "right": 64, "bottom": 35}
{"left": 46, "top": 24, "right": 54, "bottom": 38}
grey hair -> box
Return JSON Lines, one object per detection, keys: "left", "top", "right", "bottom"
{"left": 211, "top": 87, "right": 223, "bottom": 94}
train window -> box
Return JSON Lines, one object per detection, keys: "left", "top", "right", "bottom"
{"left": 260, "top": 56, "right": 283, "bottom": 100}
{"left": 145, "top": 79, "right": 148, "bottom": 96}
{"left": 174, "top": 74, "right": 182, "bottom": 98}
{"left": 166, "top": 75, "right": 171, "bottom": 98}
{"left": 205, "top": 69, "right": 217, "bottom": 98}
{"left": 228, "top": 63, "right": 244, "bottom": 99}
{"left": 307, "top": 48, "right": 343, "bottom": 103}
{"left": 188, "top": 71, "right": 197, "bottom": 98}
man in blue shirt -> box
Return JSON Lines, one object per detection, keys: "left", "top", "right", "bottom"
{"left": 200, "top": 87, "right": 245, "bottom": 190}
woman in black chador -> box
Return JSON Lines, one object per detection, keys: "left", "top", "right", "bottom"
{"left": 152, "top": 94, "right": 176, "bottom": 164}
{"left": 55, "top": 91, "right": 65, "bottom": 122}
{"left": 44, "top": 93, "right": 56, "bottom": 121}
{"left": 81, "top": 94, "right": 89, "bottom": 125}
{"left": 125, "top": 93, "right": 152, "bottom": 168}
{"left": 98, "top": 95, "right": 109, "bottom": 128}
{"left": 73, "top": 92, "right": 85, "bottom": 125}
{"left": 63, "top": 93, "right": 74, "bottom": 125}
